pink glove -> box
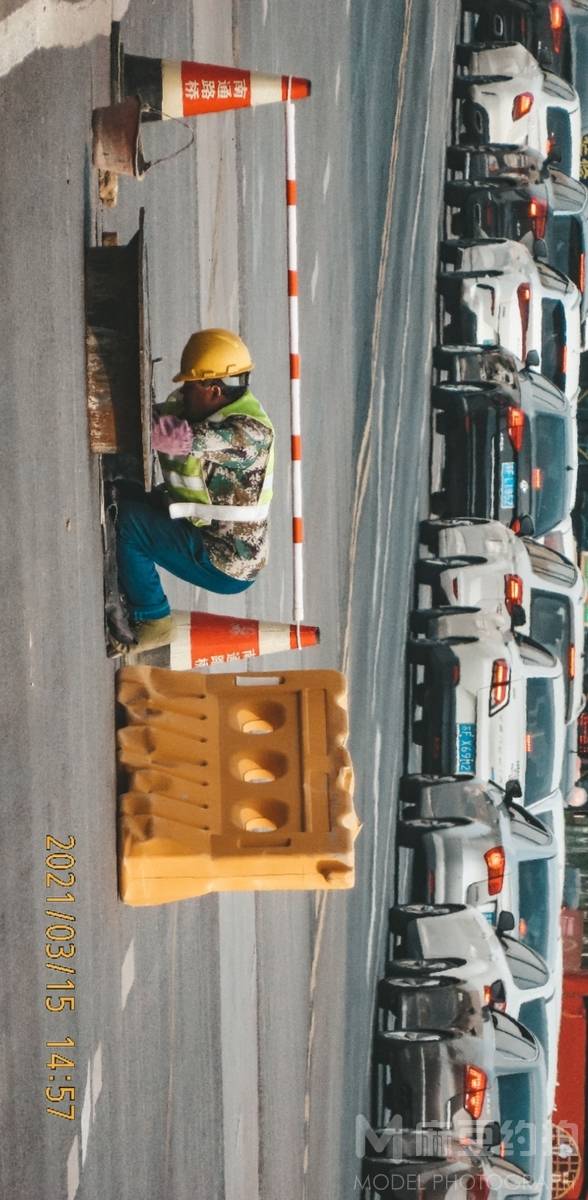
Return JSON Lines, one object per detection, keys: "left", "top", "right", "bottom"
{"left": 151, "top": 414, "right": 194, "bottom": 456}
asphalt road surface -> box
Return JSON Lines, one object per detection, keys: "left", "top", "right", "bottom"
{"left": 0, "top": 0, "right": 459, "bottom": 1196}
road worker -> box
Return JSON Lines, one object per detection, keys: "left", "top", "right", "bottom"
{"left": 108, "top": 328, "right": 274, "bottom": 652}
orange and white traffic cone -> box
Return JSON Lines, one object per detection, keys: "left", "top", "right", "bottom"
{"left": 111, "top": 23, "right": 311, "bottom": 120}
{"left": 167, "top": 611, "right": 319, "bottom": 670}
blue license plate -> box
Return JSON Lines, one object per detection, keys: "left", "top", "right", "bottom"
{"left": 457, "top": 723, "right": 476, "bottom": 773}
{"left": 481, "top": 907, "right": 496, "bottom": 926}
{"left": 500, "top": 461, "right": 516, "bottom": 509}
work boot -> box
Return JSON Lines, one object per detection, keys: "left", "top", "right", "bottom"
{"left": 134, "top": 615, "right": 173, "bottom": 652}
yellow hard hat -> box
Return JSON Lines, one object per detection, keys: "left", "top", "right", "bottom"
{"left": 173, "top": 328, "right": 254, "bottom": 383}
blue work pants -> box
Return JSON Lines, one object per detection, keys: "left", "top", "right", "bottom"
{"left": 116, "top": 493, "right": 253, "bottom": 621}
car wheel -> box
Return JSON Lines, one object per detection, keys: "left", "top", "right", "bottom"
{"left": 440, "top": 237, "right": 507, "bottom": 265}
{"left": 438, "top": 269, "right": 502, "bottom": 304}
{"left": 432, "top": 343, "right": 486, "bottom": 370}
{"left": 375, "top": 1029, "right": 453, "bottom": 1052}
{"left": 419, "top": 516, "right": 489, "bottom": 552}
{"left": 398, "top": 816, "right": 472, "bottom": 847}
{"left": 454, "top": 41, "right": 518, "bottom": 66}
{"left": 388, "top": 902, "right": 467, "bottom": 934}
{"left": 399, "top": 772, "right": 475, "bottom": 803}
{"left": 386, "top": 956, "right": 467, "bottom": 975}
{"left": 378, "top": 975, "right": 458, "bottom": 1008}
{"left": 415, "top": 555, "right": 487, "bottom": 585}
{"left": 431, "top": 380, "right": 498, "bottom": 409}
{"left": 410, "top": 606, "right": 480, "bottom": 636}
{"left": 454, "top": 74, "right": 511, "bottom": 100}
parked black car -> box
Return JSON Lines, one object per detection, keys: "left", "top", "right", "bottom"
{"left": 430, "top": 355, "right": 576, "bottom": 536}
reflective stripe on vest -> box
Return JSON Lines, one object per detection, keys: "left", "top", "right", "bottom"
{"left": 169, "top": 500, "right": 271, "bottom": 522}
{"left": 158, "top": 389, "right": 274, "bottom": 527}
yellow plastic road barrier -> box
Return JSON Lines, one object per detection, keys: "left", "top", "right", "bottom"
{"left": 116, "top": 666, "right": 359, "bottom": 905}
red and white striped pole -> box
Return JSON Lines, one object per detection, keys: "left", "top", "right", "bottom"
{"left": 285, "top": 91, "right": 305, "bottom": 629}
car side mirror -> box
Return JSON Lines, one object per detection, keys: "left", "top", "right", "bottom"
{"left": 534, "top": 238, "right": 548, "bottom": 261}
{"left": 518, "top": 515, "right": 535, "bottom": 536}
{"left": 505, "top": 778, "right": 523, "bottom": 802}
{"left": 497, "top": 910, "right": 515, "bottom": 936}
{"left": 483, "top": 1121, "right": 502, "bottom": 1149}
{"left": 510, "top": 603, "right": 526, "bottom": 628}
{"left": 525, "top": 349, "right": 540, "bottom": 369}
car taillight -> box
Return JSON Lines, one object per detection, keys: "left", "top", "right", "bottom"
{"left": 489, "top": 659, "right": 511, "bottom": 715}
{"left": 467, "top": 1175, "right": 491, "bottom": 1200}
{"left": 531, "top": 467, "right": 543, "bottom": 489}
{"left": 528, "top": 197, "right": 548, "bottom": 239}
{"left": 517, "top": 284, "right": 531, "bottom": 358}
{"left": 504, "top": 574, "right": 523, "bottom": 615}
{"left": 569, "top": 645, "right": 576, "bottom": 680}
{"left": 519, "top": 916, "right": 528, "bottom": 937}
{"left": 579, "top": 254, "right": 585, "bottom": 295}
{"left": 550, "top": 2, "right": 564, "bottom": 53}
{"left": 507, "top": 405, "right": 525, "bottom": 453}
{"left": 484, "top": 846, "right": 506, "bottom": 895}
{"left": 510, "top": 517, "right": 521, "bottom": 534}
{"left": 561, "top": 344, "right": 567, "bottom": 379}
{"left": 464, "top": 1065, "right": 487, "bottom": 1119}
{"left": 513, "top": 92, "right": 534, "bottom": 121}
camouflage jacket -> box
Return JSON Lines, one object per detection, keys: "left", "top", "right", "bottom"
{"left": 157, "top": 389, "right": 274, "bottom": 580}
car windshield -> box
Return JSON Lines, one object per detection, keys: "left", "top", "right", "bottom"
{"left": 529, "top": 591, "right": 572, "bottom": 720}
{"left": 546, "top": 215, "right": 584, "bottom": 290}
{"left": 517, "top": 999, "right": 549, "bottom": 1075}
{"left": 527, "top": 413, "right": 567, "bottom": 534}
{"left": 546, "top": 107, "right": 573, "bottom": 176}
{"left": 497, "top": 1072, "right": 536, "bottom": 1174}
{"left": 525, "top": 677, "right": 557, "bottom": 804}
{"left": 518, "top": 859, "right": 551, "bottom": 962}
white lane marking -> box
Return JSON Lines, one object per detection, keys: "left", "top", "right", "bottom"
{"left": 301, "top": 890, "right": 328, "bottom": 1191}
{"left": 335, "top": 62, "right": 341, "bottom": 105}
{"left": 322, "top": 155, "right": 331, "bottom": 198}
{"left": 262, "top": 0, "right": 268, "bottom": 23}
{"left": 372, "top": 0, "right": 440, "bottom": 680}
{"left": 120, "top": 939, "right": 135, "bottom": 1010}
{"left": 66, "top": 1137, "right": 80, "bottom": 1200}
{"left": 310, "top": 253, "right": 320, "bottom": 303}
{"left": 80, "top": 1062, "right": 92, "bottom": 1165}
{"left": 342, "top": 0, "right": 415, "bottom": 676}
{"left": 163, "top": 906, "right": 178, "bottom": 1184}
{"left": 91, "top": 1043, "right": 103, "bottom": 1117}
{"left": 219, "top": 894, "right": 259, "bottom": 1200}
{"left": 364, "top": 726, "right": 382, "bottom": 981}
{"left": 0, "top": 0, "right": 130, "bottom": 79}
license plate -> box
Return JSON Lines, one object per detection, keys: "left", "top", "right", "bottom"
{"left": 457, "top": 723, "right": 476, "bottom": 773}
{"left": 500, "top": 461, "right": 516, "bottom": 509}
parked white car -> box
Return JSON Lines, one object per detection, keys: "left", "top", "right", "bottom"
{"left": 387, "top": 900, "right": 561, "bottom": 1111}
{"left": 417, "top": 520, "right": 586, "bottom": 723}
{"left": 439, "top": 239, "right": 582, "bottom": 402}
{"left": 455, "top": 42, "right": 582, "bottom": 178}
{"left": 409, "top": 616, "right": 566, "bottom": 800}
